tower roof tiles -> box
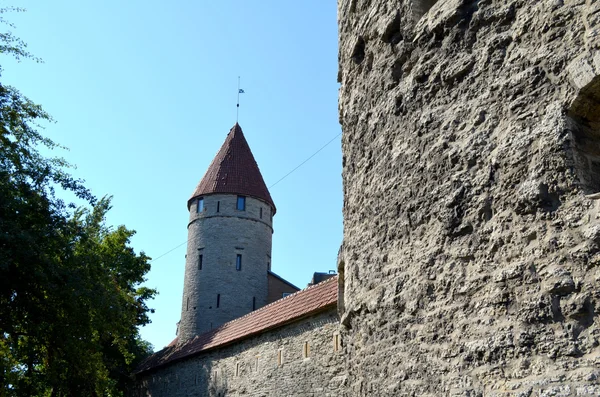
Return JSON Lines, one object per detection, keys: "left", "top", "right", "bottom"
{"left": 189, "top": 123, "right": 276, "bottom": 213}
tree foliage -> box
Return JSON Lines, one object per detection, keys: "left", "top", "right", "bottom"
{"left": 0, "top": 9, "right": 156, "bottom": 396}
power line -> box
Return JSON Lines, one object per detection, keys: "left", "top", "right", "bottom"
{"left": 268, "top": 132, "right": 341, "bottom": 189}
{"left": 150, "top": 131, "right": 342, "bottom": 264}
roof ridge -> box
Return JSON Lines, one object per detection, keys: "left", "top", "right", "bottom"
{"left": 211, "top": 274, "right": 337, "bottom": 328}
{"left": 135, "top": 275, "right": 338, "bottom": 374}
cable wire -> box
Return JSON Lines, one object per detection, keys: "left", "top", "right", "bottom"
{"left": 150, "top": 131, "right": 341, "bottom": 264}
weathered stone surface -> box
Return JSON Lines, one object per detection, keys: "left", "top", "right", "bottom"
{"left": 132, "top": 310, "right": 344, "bottom": 397}
{"left": 338, "top": 0, "right": 600, "bottom": 395}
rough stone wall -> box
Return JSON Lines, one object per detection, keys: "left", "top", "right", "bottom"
{"left": 180, "top": 194, "right": 274, "bottom": 340}
{"left": 133, "top": 310, "right": 344, "bottom": 397}
{"left": 338, "top": 0, "right": 600, "bottom": 395}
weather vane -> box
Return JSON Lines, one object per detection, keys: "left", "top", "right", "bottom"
{"left": 237, "top": 76, "right": 244, "bottom": 122}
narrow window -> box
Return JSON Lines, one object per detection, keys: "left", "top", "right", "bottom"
{"left": 303, "top": 342, "right": 310, "bottom": 358}
{"left": 216, "top": 294, "right": 220, "bottom": 308}
{"left": 333, "top": 333, "right": 340, "bottom": 352}
{"left": 237, "top": 195, "right": 246, "bottom": 210}
{"left": 260, "top": 207, "right": 263, "bottom": 219}
{"left": 197, "top": 197, "right": 204, "bottom": 213}
{"left": 236, "top": 254, "right": 242, "bottom": 271}
{"left": 198, "top": 254, "right": 203, "bottom": 270}
{"left": 216, "top": 201, "right": 220, "bottom": 212}
{"left": 255, "top": 356, "right": 259, "bottom": 371}
{"left": 277, "top": 349, "right": 283, "bottom": 366}
{"left": 186, "top": 297, "right": 189, "bottom": 311}
{"left": 235, "top": 362, "right": 240, "bottom": 377}
{"left": 252, "top": 296, "right": 256, "bottom": 311}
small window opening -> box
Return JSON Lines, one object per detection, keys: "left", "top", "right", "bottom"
{"left": 333, "top": 333, "right": 340, "bottom": 352}
{"left": 197, "top": 197, "right": 204, "bottom": 213}
{"left": 198, "top": 254, "right": 203, "bottom": 270}
{"left": 252, "top": 296, "right": 256, "bottom": 311}
{"left": 236, "top": 254, "right": 242, "bottom": 271}
{"left": 260, "top": 207, "right": 263, "bottom": 219}
{"left": 255, "top": 356, "right": 259, "bottom": 371}
{"left": 277, "top": 349, "right": 283, "bottom": 366}
{"left": 186, "top": 297, "right": 189, "bottom": 311}
{"left": 303, "top": 342, "right": 310, "bottom": 358}
{"left": 237, "top": 195, "right": 246, "bottom": 210}
{"left": 235, "top": 362, "right": 240, "bottom": 377}
{"left": 216, "top": 294, "right": 220, "bottom": 308}
{"left": 217, "top": 201, "right": 220, "bottom": 212}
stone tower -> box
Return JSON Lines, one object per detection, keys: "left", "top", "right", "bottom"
{"left": 178, "top": 123, "right": 276, "bottom": 341}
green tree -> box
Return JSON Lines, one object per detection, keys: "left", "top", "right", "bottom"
{"left": 0, "top": 8, "right": 156, "bottom": 396}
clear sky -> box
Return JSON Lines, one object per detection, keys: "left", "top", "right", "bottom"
{"left": 2, "top": 1, "right": 342, "bottom": 350}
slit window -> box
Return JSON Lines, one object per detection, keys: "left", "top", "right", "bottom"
{"left": 303, "top": 342, "right": 310, "bottom": 358}
{"left": 333, "top": 333, "right": 340, "bottom": 352}
{"left": 237, "top": 195, "right": 246, "bottom": 210}
{"left": 235, "top": 362, "right": 240, "bottom": 377}
{"left": 236, "top": 254, "right": 242, "bottom": 271}
{"left": 217, "top": 201, "right": 220, "bottom": 212}
{"left": 198, "top": 254, "right": 203, "bottom": 270}
{"left": 216, "top": 294, "right": 220, "bottom": 308}
{"left": 260, "top": 207, "right": 263, "bottom": 219}
{"left": 197, "top": 197, "right": 204, "bottom": 213}
{"left": 252, "top": 296, "right": 256, "bottom": 311}
{"left": 277, "top": 349, "right": 283, "bottom": 366}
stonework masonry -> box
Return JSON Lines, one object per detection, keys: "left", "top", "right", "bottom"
{"left": 133, "top": 310, "right": 344, "bottom": 397}
{"left": 338, "top": 0, "right": 600, "bottom": 395}
{"left": 180, "top": 194, "right": 274, "bottom": 340}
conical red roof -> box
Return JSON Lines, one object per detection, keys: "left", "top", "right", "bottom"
{"left": 189, "top": 123, "right": 276, "bottom": 213}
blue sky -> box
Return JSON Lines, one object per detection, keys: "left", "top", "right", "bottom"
{"left": 2, "top": 1, "right": 342, "bottom": 350}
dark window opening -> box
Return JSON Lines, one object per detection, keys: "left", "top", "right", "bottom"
{"left": 252, "top": 296, "right": 256, "bottom": 311}
{"left": 216, "top": 201, "right": 220, "bottom": 212}
{"left": 236, "top": 254, "right": 242, "bottom": 271}
{"left": 186, "top": 297, "right": 189, "bottom": 311}
{"left": 260, "top": 207, "right": 263, "bottom": 219}
{"left": 198, "top": 254, "right": 203, "bottom": 270}
{"left": 216, "top": 294, "right": 220, "bottom": 308}
{"left": 569, "top": 75, "right": 600, "bottom": 194}
{"left": 237, "top": 195, "right": 246, "bottom": 211}
{"left": 197, "top": 197, "right": 204, "bottom": 213}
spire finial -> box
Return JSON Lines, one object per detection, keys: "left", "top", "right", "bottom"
{"left": 236, "top": 76, "right": 245, "bottom": 122}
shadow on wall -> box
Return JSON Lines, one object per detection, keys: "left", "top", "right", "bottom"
{"left": 208, "top": 364, "right": 228, "bottom": 397}
{"left": 568, "top": 75, "right": 600, "bottom": 194}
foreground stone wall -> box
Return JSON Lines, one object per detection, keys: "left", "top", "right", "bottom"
{"left": 338, "top": 0, "right": 600, "bottom": 395}
{"left": 133, "top": 310, "right": 344, "bottom": 397}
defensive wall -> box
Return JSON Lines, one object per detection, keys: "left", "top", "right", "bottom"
{"left": 338, "top": 0, "right": 600, "bottom": 395}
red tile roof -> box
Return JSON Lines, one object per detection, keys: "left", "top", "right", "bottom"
{"left": 135, "top": 275, "right": 338, "bottom": 374}
{"left": 188, "top": 123, "right": 276, "bottom": 213}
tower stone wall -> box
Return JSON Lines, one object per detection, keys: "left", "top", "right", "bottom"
{"left": 338, "top": 0, "right": 600, "bottom": 395}
{"left": 179, "top": 193, "right": 273, "bottom": 340}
